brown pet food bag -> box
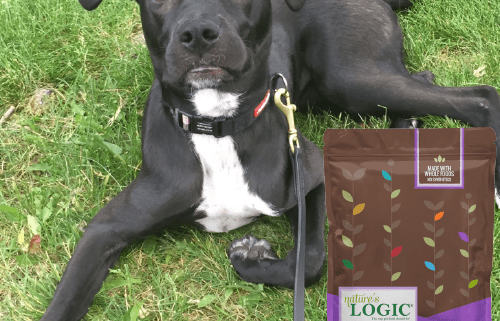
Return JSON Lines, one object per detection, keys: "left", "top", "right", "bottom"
{"left": 323, "top": 128, "right": 495, "bottom": 321}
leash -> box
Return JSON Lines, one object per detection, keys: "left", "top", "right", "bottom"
{"left": 271, "top": 74, "right": 306, "bottom": 321}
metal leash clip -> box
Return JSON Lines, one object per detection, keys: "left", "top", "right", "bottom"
{"left": 270, "top": 73, "right": 305, "bottom": 321}
{"left": 270, "top": 73, "right": 300, "bottom": 153}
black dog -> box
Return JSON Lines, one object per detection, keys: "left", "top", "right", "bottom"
{"left": 41, "top": 0, "right": 500, "bottom": 319}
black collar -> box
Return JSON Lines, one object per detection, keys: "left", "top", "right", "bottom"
{"left": 175, "top": 90, "right": 270, "bottom": 138}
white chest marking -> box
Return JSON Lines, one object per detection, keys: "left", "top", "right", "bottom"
{"left": 190, "top": 89, "right": 277, "bottom": 232}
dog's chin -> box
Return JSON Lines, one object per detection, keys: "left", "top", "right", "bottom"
{"left": 185, "top": 66, "right": 232, "bottom": 90}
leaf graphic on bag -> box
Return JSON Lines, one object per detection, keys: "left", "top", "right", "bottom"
{"left": 435, "top": 249, "right": 444, "bottom": 259}
{"left": 353, "top": 270, "right": 364, "bottom": 281}
{"left": 434, "top": 201, "right": 444, "bottom": 211}
{"left": 424, "top": 261, "right": 435, "bottom": 271}
{"left": 342, "top": 259, "right": 353, "bottom": 270}
{"left": 427, "top": 281, "right": 435, "bottom": 290}
{"left": 426, "top": 301, "right": 435, "bottom": 308}
{"left": 342, "top": 235, "right": 353, "bottom": 248}
{"left": 469, "top": 239, "right": 476, "bottom": 247}
{"left": 460, "top": 249, "right": 469, "bottom": 258}
{"left": 383, "top": 263, "right": 391, "bottom": 272}
{"left": 391, "top": 189, "right": 401, "bottom": 199}
{"left": 434, "top": 212, "right": 444, "bottom": 221}
{"left": 424, "top": 200, "right": 435, "bottom": 210}
{"left": 391, "top": 203, "right": 401, "bottom": 213}
{"left": 468, "top": 204, "right": 476, "bottom": 213}
{"left": 342, "top": 169, "right": 353, "bottom": 180}
{"left": 342, "top": 190, "right": 353, "bottom": 202}
{"left": 391, "top": 272, "right": 401, "bottom": 281}
{"left": 353, "top": 243, "right": 366, "bottom": 256}
{"left": 460, "top": 288, "right": 469, "bottom": 298}
{"left": 460, "top": 271, "right": 469, "bottom": 280}
{"left": 383, "top": 238, "right": 391, "bottom": 247}
{"left": 435, "top": 228, "right": 444, "bottom": 238}
{"left": 435, "top": 285, "right": 444, "bottom": 295}
{"left": 469, "top": 279, "right": 478, "bottom": 289}
{"left": 423, "top": 222, "right": 435, "bottom": 233}
{"left": 391, "top": 220, "right": 401, "bottom": 229}
{"left": 469, "top": 217, "right": 477, "bottom": 226}
{"left": 460, "top": 201, "right": 469, "bottom": 210}
{"left": 353, "top": 203, "right": 365, "bottom": 215}
{"left": 343, "top": 220, "right": 353, "bottom": 231}
{"left": 435, "top": 270, "right": 444, "bottom": 279}
{"left": 391, "top": 246, "right": 402, "bottom": 258}
{"left": 458, "top": 232, "right": 469, "bottom": 242}
{"left": 423, "top": 237, "right": 435, "bottom": 247}
{"left": 353, "top": 224, "right": 364, "bottom": 235}
{"left": 382, "top": 170, "right": 392, "bottom": 181}
{"left": 384, "top": 183, "right": 392, "bottom": 192}
{"left": 353, "top": 168, "right": 366, "bottom": 180}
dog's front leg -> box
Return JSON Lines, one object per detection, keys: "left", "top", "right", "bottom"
{"left": 40, "top": 174, "right": 198, "bottom": 321}
{"left": 228, "top": 182, "right": 326, "bottom": 289}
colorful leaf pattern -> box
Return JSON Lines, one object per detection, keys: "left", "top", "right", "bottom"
{"left": 340, "top": 167, "right": 366, "bottom": 283}
{"left": 391, "top": 272, "right": 401, "bottom": 281}
{"left": 382, "top": 170, "right": 391, "bottom": 181}
{"left": 343, "top": 259, "right": 353, "bottom": 270}
{"left": 459, "top": 193, "right": 479, "bottom": 303}
{"left": 342, "top": 235, "right": 353, "bottom": 248}
{"left": 342, "top": 190, "right": 353, "bottom": 202}
{"left": 423, "top": 237, "right": 435, "bottom": 247}
{"left": 353, "top": 203, "right": 365, "bottom": 215}
{"left": 423, "top": 199, "right": 445, "bottom": 311}
{"left": 337, "top": 168, "right": 482, "bottom": 307}
{"left": 381, "top": 160, "right": 404, "bottom": 285}
{"left": 425, "top": 261, "right": 435, "bottom": 271}
{"left": 458, "top": 232, "right": 469, "bottom": 243}
{"left": 391, "top": 246, "right": 402, "bottom": 258}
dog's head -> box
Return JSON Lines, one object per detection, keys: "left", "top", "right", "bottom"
{"left": 79, "top": 0, "right": 305, "bottom": 95}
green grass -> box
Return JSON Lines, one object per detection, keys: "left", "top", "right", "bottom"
{"left": 0, "top": 0, "right": 499, "bottom": 319}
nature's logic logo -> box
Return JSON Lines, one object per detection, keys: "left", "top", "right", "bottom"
{"left": 339, "top": 287, "right": 417, "bottom": 321}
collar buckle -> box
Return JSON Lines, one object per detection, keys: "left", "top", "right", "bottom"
{"left": 176, "top": 109, "right": 225, "bottom": 138}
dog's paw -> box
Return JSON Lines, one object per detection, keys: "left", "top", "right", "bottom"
{"left": 227, "top": 234, "right": 278, "bottom": 262}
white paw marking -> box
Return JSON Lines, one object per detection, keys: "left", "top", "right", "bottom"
{"left": 228, "top": 235, "right": 277, "bottom": 260}
{"left": 495, "top": 188, "right": 500, "bottom": 209}
{"left": 190, "top": 90, "right": 277, "bottom": 233}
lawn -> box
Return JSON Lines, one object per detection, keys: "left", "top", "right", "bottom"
{"left": 0, "top": 0, "right": 499, "bottom": 320}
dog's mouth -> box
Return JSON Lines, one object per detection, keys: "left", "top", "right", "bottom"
{"left": 184, "top": 66, "right": 233, "bottom": 89}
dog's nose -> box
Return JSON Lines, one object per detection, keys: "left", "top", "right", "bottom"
{"left": 179, "top": 21, "right": 220, "bottom": 54}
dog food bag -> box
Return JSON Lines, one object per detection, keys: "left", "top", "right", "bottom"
{"left": 323, "top": 128, "right": 495, "bottom": 321}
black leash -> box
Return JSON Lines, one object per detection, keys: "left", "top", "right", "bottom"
{"left": 175, "top": 73, "right": 307, "bottom": 320}
{"left": 271, "top": 74, "right": 306, "bottom": 321}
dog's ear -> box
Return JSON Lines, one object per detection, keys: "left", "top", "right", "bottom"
{"left": 79, "top": 0, "right": 103, "bottom": 11}
{"left": 284, "top": 0, "right": 305, "bottom": 11}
